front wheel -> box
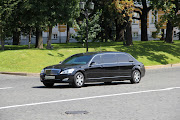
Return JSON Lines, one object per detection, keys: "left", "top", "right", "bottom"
{"left": 130, "top": 70, "right": 141, "bottom": 84}
{"left": 73, "top": 72, "right": 85, "bottom": 88}
{"left": 43, "top": 82, "right": 54, "bottom": 88}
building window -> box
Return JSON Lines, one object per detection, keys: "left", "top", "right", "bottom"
{"left": 133, "top": 32, "right": 138, "bottom": 37}
{"left": 53, "top": 34, "right": 57, "bottom": 39}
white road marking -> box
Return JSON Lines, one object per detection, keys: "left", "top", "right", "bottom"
{"left": 0, "top": 87, "right": 180, "bottom": 110}
{"left": 0, "top": 87, "right": 12, "bottom": 90}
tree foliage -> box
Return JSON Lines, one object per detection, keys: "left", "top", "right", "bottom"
{"left": 73, "top": 11, "right": 101, "bottom": 43}
{"left": 151, "top": 0, "right": 180, "bottom": 43}
{"left": 114, "top": 0, "right": 134, "bottom": 23}
{"left": 0, "top": 0, "right": 80, "bottom": 49}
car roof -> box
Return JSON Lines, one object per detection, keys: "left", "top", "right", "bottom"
{"left": 76, "top": 51, "right": 127, "bottom": 56}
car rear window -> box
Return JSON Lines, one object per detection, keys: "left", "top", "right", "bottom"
{"left": 101, "top": 54, "right": 117, "bottom": 63}
{"left": 117, "top": 54, "right": 131, "bottom": 62}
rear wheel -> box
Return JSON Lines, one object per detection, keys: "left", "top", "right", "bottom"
{"left": 130, "top": 70, "right": 141, "bottom": 84}
{"left": 73, "top": 72, "right": 85, "bottom": 88}
{"left": 43, "top": 82, "right": 54, "bottom": 88}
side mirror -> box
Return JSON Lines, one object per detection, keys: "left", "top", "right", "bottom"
{"left": 89, "top": 62, "right": 96, "bottom": 67}
{"left": 59, "top": 61, "right": 62, "bottom": 64}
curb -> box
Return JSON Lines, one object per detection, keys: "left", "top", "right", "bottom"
{"left": 0, "top": 63, "right": 180, "bottom": 77}
{"left": 0, "top": 72, "right": 39, "bottom": 77}
{"left": 145, "top": 63, "right": 180, "bottom": 69}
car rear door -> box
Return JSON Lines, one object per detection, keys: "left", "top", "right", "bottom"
{"left": 117, "top": 53, "right": 134, "bottom": 77}
{"left": 101, "top": 53, "right": 119, "bottom": 79}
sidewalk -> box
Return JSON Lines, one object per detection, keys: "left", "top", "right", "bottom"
{"left": 0, "top": 63, "right": 180, "bottom": 77}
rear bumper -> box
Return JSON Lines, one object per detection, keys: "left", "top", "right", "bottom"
{"left": 40, "top": 73, "right": 74, "bottom": 83}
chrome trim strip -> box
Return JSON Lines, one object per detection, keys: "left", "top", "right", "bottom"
{"left": 87, "top": 76, "right": 131, "bottom": 80}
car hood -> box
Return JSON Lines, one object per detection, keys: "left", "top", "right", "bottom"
{"left": 44, "top": 64, "right": 85, "bottom": 70}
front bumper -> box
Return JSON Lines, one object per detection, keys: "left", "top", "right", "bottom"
{"left": 40, "top": 73, "right": 74, "bottom": 83}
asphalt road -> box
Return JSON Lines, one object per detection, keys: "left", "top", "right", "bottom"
{"left": 0, "top": 67, "right": 180, "bottom": 120}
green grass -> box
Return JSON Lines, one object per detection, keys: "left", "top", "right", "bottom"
{"left": 0, "top": 40, "right": 180, "bottom": 73}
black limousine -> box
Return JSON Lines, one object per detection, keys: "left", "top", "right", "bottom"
{"left": 40, "top": 52, "right": 145, "bottom": 88}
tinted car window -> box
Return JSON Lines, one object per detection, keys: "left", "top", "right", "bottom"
{"left": 101, "top": 54, "right": 117, "bottom": 63}
{"left": 62, "top": 55, "right": 92, "bottom": 65}
{"left": 117, "top": 54, "right": 132, "bottom": 62}
{"left": 91, "top": 55, "right": 101, "bottom": 64}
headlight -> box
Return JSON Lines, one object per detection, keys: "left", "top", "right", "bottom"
{"left": 60, "top": 69, "right": 75, "bottom": 74}
{"left": 41, "top": 69, "right": 45, "bottom": 73}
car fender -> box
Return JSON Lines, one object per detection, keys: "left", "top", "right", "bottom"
{"left": 132, "top": 65, "right": 141, "bottom": 73}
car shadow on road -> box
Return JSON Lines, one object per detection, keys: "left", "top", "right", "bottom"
{"left": 32, "top": 81, "right": 131, "bottom": 89}
{"left": 84, "top": 81, "right": 131, "bottom": 87}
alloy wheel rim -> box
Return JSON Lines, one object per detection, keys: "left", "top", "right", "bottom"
{"left": 76, "top": 74, "right": 84, "bottom": 86}
{"left": 134, "top": 71, "right": 140, "bottom": 82}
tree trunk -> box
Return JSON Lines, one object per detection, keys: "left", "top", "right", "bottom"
{"left": 139, "top": 0, "right": 149, "bottom": 41}
{"left": 1, "top": 39, "right": 4, "bottom": 50}
{"left": 0, "top": 23, "right": 4, "bottom": 50}
{"left": 46, "top": 25, "right": 53, "bottom": 49}
{"left": 85, "top": 16, "right": 89, "bottom": 52}
{"left": 105, "top": 25, "right": 108, "bottom": 42}
{"left": 28, "top": 28, "right": 32, "bottom": 49}
{"left": 165, "top": 20, "right": 173, "bottom": 43}
{"left": 116, "top": 28, "right": 125, "bottom": 42}
{"left": 109, "top": 27, "right": 113, "bottom": 41}
{"left": 125, "top": 22, "right": 133, "bottom": 46}
{"left": 115, "top": 20, "right": 125, "bottom": 42}
{"left": 160, "top": 29, "right": 165, "bottom": 40}
{"left": 13, "top": 30, "right": 21, "bottom": 45}
{"left": 0, "top": 33, "right": 5, "bottom": 51}
{"left": 35, "top": 28, "right": 43, "bottom": 49}
{"left": 141, "top": 11, "right": 148, "bottom": 41}
{"left": 66, "top": 24, "right": 70, "bottom": 43}
{"left": 35, "top": 28, "right": 38, "bottom": 48}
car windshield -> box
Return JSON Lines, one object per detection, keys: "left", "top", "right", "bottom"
{"left": 61, "top": 54, "right": 93, "bottom": 65}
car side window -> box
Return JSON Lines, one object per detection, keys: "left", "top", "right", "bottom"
{"left": 117, "top": 54, "right": 132, "bottom": 62}
{"left": 91, "top": 55, "right": 101, "bottom": 64}
{"left": 101, "top": 54, "right": 117, "bottom": 64}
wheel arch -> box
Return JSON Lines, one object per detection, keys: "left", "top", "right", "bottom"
{"left": 132, "top": 66, "right": 141, "bottom": 76}
{"left": 75, "top": 70, "right": 86, "bottom": 80}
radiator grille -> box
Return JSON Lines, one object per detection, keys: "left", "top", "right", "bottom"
{"left": 45, "top": 69, "right": 61, "bottom": 75}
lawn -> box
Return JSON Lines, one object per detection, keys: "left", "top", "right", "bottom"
{"left": 0, "top": 40, "right": 180, "bottom": 73}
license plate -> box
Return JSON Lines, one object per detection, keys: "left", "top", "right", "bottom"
{"left": 45, "top": 76, "right": 55, "bottom": 79}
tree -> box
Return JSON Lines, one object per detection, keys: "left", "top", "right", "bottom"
{"left": 0, "top": 0, "right": 20, "bottom": 50}
{"left": 114, "top": 0, "right": 134, "bottom": 45}
{"left": 43, "top": 0, "right": 79, "bottom": 49}
{"left": 132, "top": 0, "right": 153, "bottom": 41}
{"left": 73, "top": 11, "right": 101, "bottom": 44}
{"left": 91, "top": 0, "right": 116, "bottom": 42}
{"left": 60, "top": 0, "right": 80, "bottom": 43}
{"left": 151, "top": 0, "right": 180, "bottom": 43}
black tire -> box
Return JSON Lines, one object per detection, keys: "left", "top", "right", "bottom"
{"left": 73, "top": 72, "right": 85, "bottom": 88}
{"left": 130, "top": 70, "right": 141, "bottom": 84}
{"left": 43, "top": 82, "right": 54, "bottom": 88}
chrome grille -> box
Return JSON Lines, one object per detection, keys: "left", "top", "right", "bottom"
{"left": 45, "top": 69, "right": 61, "bottom": 75}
